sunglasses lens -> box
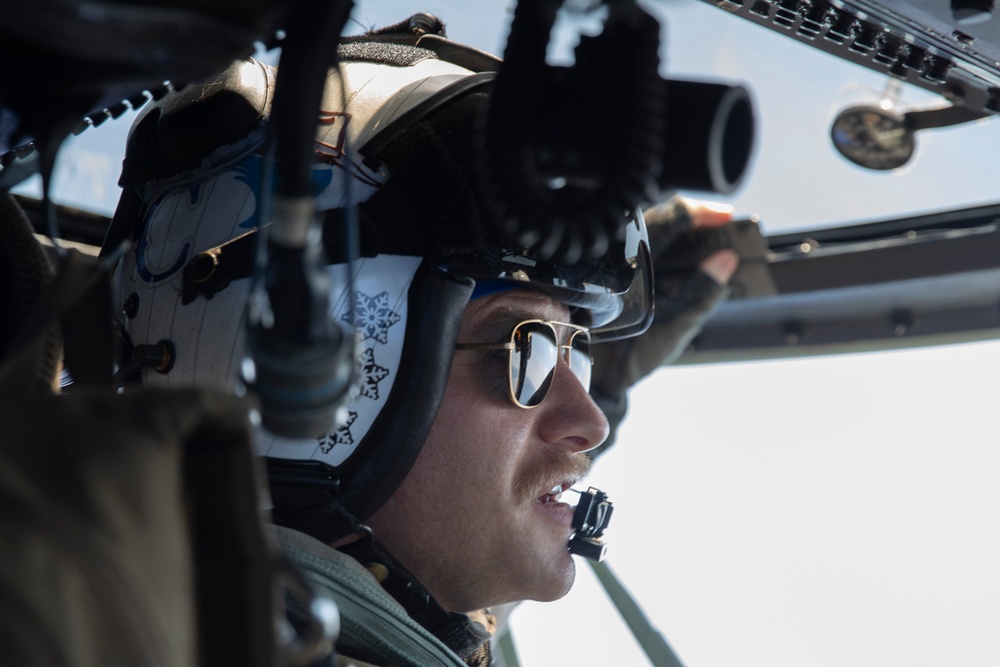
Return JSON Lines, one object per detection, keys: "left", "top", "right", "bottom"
{"left": 509, "top": 323, "right": 591, "bottom": 407}
{"left": 510, "top": 323, "right": 559, "bottom": 407}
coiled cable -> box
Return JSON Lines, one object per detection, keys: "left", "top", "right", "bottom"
{"left": 478, "top": 0, "right": 664, "bottom": 265}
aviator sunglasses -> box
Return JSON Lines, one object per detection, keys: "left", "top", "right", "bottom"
{"left": 455, "top": 319, "right": 593, "bottom": 408}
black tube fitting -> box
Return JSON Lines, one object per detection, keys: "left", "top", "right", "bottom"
{"left": 656, "top": 79, "right": 755, "bottom": 197}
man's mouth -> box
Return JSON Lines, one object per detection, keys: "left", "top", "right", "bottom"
{"left": 521, "top": 450, "right": 592, "bottom": 506}
{"left": 537, "top": 482, "right": 571, "bottom": 505}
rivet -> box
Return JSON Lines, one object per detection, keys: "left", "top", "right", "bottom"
{"left": 123, "top": 292, "right": 140, "bottom": 319}
{"left": 890, "top": 311, "right": 913, "bottom": 337}
{"left": 154, "top": 340, "right": 175, "bottom": 373}
{"left": 186, "top": 250, "right": 219, "bottom": 284}
{"left": 783, "top": 322, "right": 804, "bottom": 345}
{"left": 366, "top": 563, "right": 389, "bottom": 583}
{"left": 132, "top": 340, "right": 176, "bottom": 374}
{"left": 408, "top": 12, "right": 443, "bottom": 36}
{"left": 952, "top": 30, "right": 975, "bottom": 45}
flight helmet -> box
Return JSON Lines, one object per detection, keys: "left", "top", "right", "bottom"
{"left": 111, "top": 17, "right": 652, "bottom": 541}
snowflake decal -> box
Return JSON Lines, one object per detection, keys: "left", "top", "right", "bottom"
{"left": 358, "top": 347, "right": 390, "bottom": 401}
{"left": 317, "top": 411, "right": 358, "bottom": 454}
{"left": 343, "top": 291, "right": 401, "bottom": 345}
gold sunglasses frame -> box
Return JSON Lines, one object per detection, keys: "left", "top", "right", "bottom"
{"left": 455, "top": 319, "right": 593, "bottom": 409}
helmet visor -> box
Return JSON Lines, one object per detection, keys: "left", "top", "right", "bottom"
{"left": 437, "top": 206, "right": 653, "bottom": 342}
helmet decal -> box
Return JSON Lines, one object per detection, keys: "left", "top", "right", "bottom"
{"left": 347, "top": 290, "right": 403, "bottom": 346}
{"left": 134, "top": 154, "right": 265, "bottom": 286}
{"left": 257, "top": 254, "right": 422, "bottom": 467}
{"left": 318, "top": 410, "right": 357, "bottom": 455}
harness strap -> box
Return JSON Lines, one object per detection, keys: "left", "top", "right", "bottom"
{"left": 336, "top": 535, "right": 493, "bottom": 666}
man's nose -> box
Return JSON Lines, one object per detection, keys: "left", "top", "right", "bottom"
{"left": 536, "top": 355, "right": 609, "bottom": 452}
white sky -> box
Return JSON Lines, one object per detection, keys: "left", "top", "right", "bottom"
{"left": 21, "top": 1, "right": 1000, "bottom": 665}
{"left": 511, "top": 339, "right": 1000, "bottom": 666}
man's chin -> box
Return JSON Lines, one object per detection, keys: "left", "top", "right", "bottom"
{"left": 527, "top": 557, "right": 577, "bottom": 603}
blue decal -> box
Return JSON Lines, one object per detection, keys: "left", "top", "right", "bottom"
{"left": 311, "top": 167, "right": 334, "bottom": 197}
{"left": 236, "top": 156, "right": 264, "bottom": 229}
{"left": 135, "top": 185, "right": 200, "bottom": 284}
{"left": 234, "top": 157, "right": 334, "bottom": 230}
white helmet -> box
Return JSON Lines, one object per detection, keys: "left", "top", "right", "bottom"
{"left": 110, "top": 18, "right": 652, "bottom": 541}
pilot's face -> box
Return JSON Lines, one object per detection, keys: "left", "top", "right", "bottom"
{"left": 366, "top": 289, "right": 610, "bottom": 612}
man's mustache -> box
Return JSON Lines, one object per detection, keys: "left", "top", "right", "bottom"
{"left": 515, "top": 447, "right": 592, "bottom": 503}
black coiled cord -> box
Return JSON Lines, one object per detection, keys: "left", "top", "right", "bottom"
{"left": 479, "top": 0, "right": 664, "bottom": 265}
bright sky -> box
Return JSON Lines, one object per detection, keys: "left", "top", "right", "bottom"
{"left": 21, "top": 1, "right": 1000, "bottom": 665}
{"left": 512, "top": 339, "right": 1000, "bottom": 666}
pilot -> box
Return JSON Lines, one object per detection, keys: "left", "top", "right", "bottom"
{"left": 110, "top": 15, "right": 738, "bottom": 666}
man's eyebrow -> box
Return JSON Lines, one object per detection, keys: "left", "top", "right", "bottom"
{"left": 470, "top": 308, "right": 533, "bottom": 340}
